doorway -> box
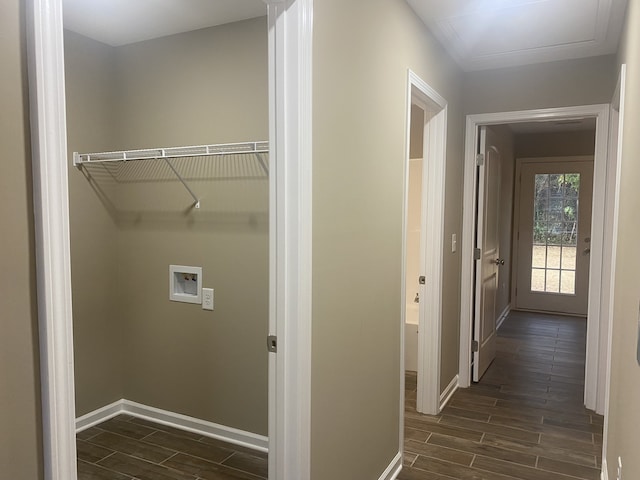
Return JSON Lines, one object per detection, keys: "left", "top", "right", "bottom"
{"left": 401, "top": 71, "right": 447, "bottom": 418}
{"left": 459, "top": 105, "right": 612, "bottom": 415}
{"left": 27, "top": 0, "right": 313, "bottom": 479}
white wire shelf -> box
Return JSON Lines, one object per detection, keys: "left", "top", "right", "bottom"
{"left": 73, "top": 141, "right": 269, "bottom": 166}
{"left": 72, "top": 141, "right": 269, "bottom": 209}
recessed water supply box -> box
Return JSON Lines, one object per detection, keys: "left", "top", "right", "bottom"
{"left": 169, "top": 265, "right": 202, "bottom": 304}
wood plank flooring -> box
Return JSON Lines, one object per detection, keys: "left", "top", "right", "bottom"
{"left": 400, "top": 311, "right": 604, "bottom": 480}
{"left": 76, "top": 415, "right": 267, "bottom": 480}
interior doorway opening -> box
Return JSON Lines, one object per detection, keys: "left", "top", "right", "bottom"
{"left": 401, "top": 71, "right": 448, "bottom": 420}
{"left": 460, "top": 105, "right": 612, "bottom": 416}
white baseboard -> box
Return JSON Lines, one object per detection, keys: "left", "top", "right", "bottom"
{"left": 76, "top": 400, "right": 125, "bottom": 432}
{"left": 601, "top": 458, "right": 609, "bottom": 480}
{"left": 378, "top": 452, "right": 402, "bottom": 480}
{"left": 440, "top": 374, "right": 459, "bottom": 410}
{"left": 76, "top": 399, "right": 268, "bottom": 452}
{"left": 496, "top": 305, "right": 511, "bottom": 330}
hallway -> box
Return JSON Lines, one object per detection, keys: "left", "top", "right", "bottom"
{"left": 400, "top": 311, "right": 603, "bottom": 480}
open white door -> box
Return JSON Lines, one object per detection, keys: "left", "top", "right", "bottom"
{"left": 473, "top": 126, "right": 502, "bottom": 382}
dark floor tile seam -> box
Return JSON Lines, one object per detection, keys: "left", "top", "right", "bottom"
{"left": 219, "top": 459, "right": 270, "bottom": 480}
{"left": 487, "top": 414, "right": 600, "bottom": 439}
{"left": 476, "top": 432, "right": 599, "bottom": 469}
{"left": 426, "top": 429, "right": 594, "bottom": 471}
{"left": 470, "top": 452, "right": 591, "bottom": 480}
{"left": 158, "top": 451, "right": 181, "bottom": 466}
{"left": 99, "top": 451, "right": 199, "bottom": 479}
{"left": 145, "top": 438, "right": 239, "bottom": 468}
{"left": 92, "top": 449, "right": 119, "bottom": 465}
{"left": 218, "top": 450, "right": 238, "bottom": 465}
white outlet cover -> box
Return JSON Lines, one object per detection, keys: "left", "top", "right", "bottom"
{"left": 202, "top": 288, "right": 214, "bottom": 311}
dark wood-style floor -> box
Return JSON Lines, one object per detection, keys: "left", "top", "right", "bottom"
{"left": 76, "top": 415, "right": 267, "bottom": 479}
{"left": 400, "top": 311, "right": 603, "bottom": 480}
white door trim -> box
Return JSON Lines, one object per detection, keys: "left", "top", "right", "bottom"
{"left": 601, "top": 64, "right": 626, "bottom": 467}
{"left": 26, "top": 0, "right": 77, "bottom": 478}
{"left": 26, "top": 0, "right": 313, "bottom": 478}
{"left": 403, "top": 71, "right": 448, "bottom": 417}
{"left": 459, "top": 105, "right": 610, "bottom": 414}
{"left": 267, "top": 0, "right": 313, "bottom": 479}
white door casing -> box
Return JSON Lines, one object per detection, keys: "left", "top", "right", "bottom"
{"left": 27, "top": 0, "right": 314, "bottom": 479}
{"left": 402, "top": 71, "right": 448, "bottom": 419}
{"left": 473, "top": 126, "right": 501, "bottom": 382}
{"left": 514, "top": 158, "right": 594, "bottom": 316}
{"left": 459, "top": 105, "right": 610, "bottom": 415}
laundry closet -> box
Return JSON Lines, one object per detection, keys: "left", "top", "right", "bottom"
{"left": 64, "top": 13, "right": 269, "bottom": 445}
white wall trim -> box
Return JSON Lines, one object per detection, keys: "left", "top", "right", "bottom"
{"left": 267, "top": 0, "right": 313, "bottom": 478}
{"left": 459, "top": 105, "right": 610, "bottom": 410}
{"left": 378, "top": 452, "right": 403, "bottom": 480}
{"left": 26, "top": 0, "right": 78, "bottom": 479}
{"left": 496, "top": 305, "right": 511, "bottom": 331}
{"left": 123, "top": 400, "right": 269, "bottom": 452}
{"left": 601, "top": 63, "right": 626, "bottom": 466}
{"left": 75, "top": 400, "right": 268, "bottom": 452}
{"left": 406, "top": 70, "right": 448, "bottom": 417}
{"left": 439, "top": 375, "right": 459, "bottom": 410}
{"left": 75, "top": 401, "right": 124, "bottom": 433}
{"left": 601, "top": 458, "right": 609, "bottom": 480}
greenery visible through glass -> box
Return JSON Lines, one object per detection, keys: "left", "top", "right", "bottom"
{"left": 531, "top": 173, "right": 580, "bottom": 294}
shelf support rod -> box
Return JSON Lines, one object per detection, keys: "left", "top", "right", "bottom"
{"left": 163, "top": 157, "right": 200, "bottom": 209}
{"left": 255, "top": 153, "right": 269, "bottom": 176}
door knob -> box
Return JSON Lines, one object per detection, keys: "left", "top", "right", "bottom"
{"left": 584, "top": 248, "right": 591, "bottom": 255}
{"left": 494, "top": 258, "right": 505, "bottom": 265}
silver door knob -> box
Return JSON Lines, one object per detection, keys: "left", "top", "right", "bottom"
{"left": 584, "top": 248, "right": 591, "bottom": 255}
{"left": 494, "top": 258, "right": 505, "bottom": 265}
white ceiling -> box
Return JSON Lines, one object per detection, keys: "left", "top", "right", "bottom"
{"left": 62, "top": 0, "right": 267, "bottom": 47}
{"left": 406, "top": 0, "right": 628, "bottom": 71}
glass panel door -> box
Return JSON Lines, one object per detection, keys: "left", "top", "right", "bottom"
{"left": 530, "top": 173, "right": 580, "bottom": 295}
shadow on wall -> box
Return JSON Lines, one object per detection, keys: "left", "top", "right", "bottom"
{"left": 76, "top": 153, "right": 269, "bottom": 233}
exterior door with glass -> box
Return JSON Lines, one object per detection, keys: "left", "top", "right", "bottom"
{"left": 515, "top": 157, "right": 594, "bottom": 315}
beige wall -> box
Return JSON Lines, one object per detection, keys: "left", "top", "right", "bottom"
{"left": 65, "top": 31, "right": 124, "bottom": 416}
{"left": 464, "top": 55, "right": 618, "bottom": 115}
{"left": 312, "top": 0, "right": 464, "bottom": 477}
{"left": 515, "top": 130, "right": 596, "bottom": 158}
{"left": 605, "top": 1, "right": 640, "bottom": 478}
{"left": 65, "top": 17, "right": 269, "bottom": 435}
{"left": 0, "top": 0, "right": 43, "bottom": 477}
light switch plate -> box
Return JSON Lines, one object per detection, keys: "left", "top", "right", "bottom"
{"left": 202, "top": 288, "right": 214, "bottom": 311}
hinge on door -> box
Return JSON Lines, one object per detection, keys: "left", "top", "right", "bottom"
{"left": 476, "top": 153, "right": 484, "bottom": 166}
{"left": 267, "top": 335, "right": 277, "bottom": 353}
{"left": 472, "top": 340, "right": 479, "bottom": 352}
{"left": 474, "top": 248, "right": 481, "bottom": 260}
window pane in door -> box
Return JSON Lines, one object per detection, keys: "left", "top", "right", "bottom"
{"left": 531, "top": 173, "right": 580, "bottom": 295}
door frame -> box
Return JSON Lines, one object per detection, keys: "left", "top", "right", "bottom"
{"left": 601, "top": 64, "right": 626, "bottom": 472}
{"left": 459, "top": 105, "right": 611, "bottom": 414}
{"left": 401, "top": 71, "right": 448, "bottom": 417}
{"left": 26, "top": 0, "right": 313, "bottom": 479}
{"left": 511, "top": 156, "right": 594, "bottom": 316}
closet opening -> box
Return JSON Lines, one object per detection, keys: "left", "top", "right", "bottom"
{"left": 63, "top": 3, "right": 271, "bottom": 478}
